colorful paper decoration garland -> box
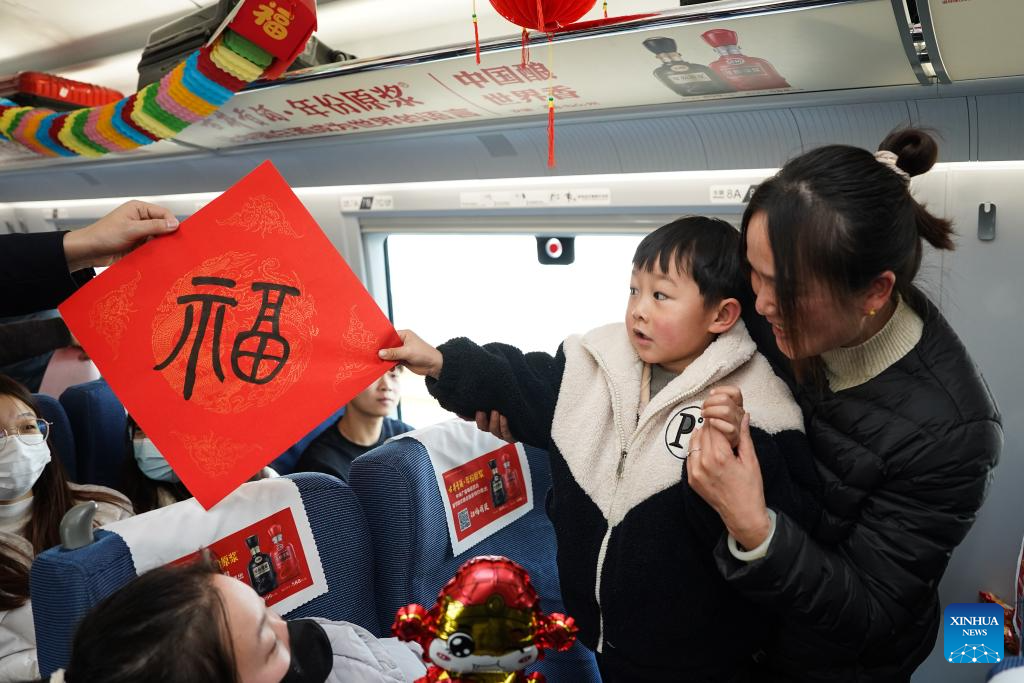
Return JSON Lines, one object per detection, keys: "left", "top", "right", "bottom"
{"left": 0, "top": 3, "right": 313, "bottom": 159}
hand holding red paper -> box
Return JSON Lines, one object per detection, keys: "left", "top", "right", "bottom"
{"left": 63, "top": 200, "right": 180, "bottom": 271}
{"left": 378, "top": 329, "right": 444, "bottom": 379}
{"left": 60, "top": 161, "right": 400, "bottom": 508}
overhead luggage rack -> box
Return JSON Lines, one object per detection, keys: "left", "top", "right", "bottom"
{"left": 0, "top": 71, "right": 123, "bottom": 110}
{"left": 169, "top": 0, "right": 930, "bottom": 151}
{"left": 2, "top": 0, "right": 1024, "bottom": 191}
{"left": 136, "top": 0, "right": 355, "bottom": 90}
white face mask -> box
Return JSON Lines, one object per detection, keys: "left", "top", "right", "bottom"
{"left": 133, "top": 438, "right": 180, "bottom": 483}
{"left": 0, "top": 438, "right": 51, "bottom": 501}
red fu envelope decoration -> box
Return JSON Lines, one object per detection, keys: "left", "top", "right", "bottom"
{"left": 60, "top": 161, "right": 400, "bottom": 508}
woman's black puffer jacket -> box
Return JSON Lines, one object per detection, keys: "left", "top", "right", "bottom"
{"left": 718, "top": 290, "right": 1003, "bottom": 682}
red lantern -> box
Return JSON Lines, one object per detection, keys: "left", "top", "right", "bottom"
{"left": 488, "top": 0, "right": 596, "bottom": 32}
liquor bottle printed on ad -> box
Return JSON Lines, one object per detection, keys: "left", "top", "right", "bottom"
{"left": 642, "top": 36, "right": 734, "bottom": 97}
{"left": 246, "top": 534, "right": 279, "bottom": 597}
{"left": 701, "top": 29, "right": 790, "bottom": 91}
{"left": 503, "top": 453, "right": 521, "bottom": 500}
{"left": 489, "top": 458, "right": 507, "bottom": 508}
{"left": 269, "top": 523, "right": 300, "bottom": 583}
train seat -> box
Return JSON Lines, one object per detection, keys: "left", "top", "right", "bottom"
{"left": 348, "top": 421, "right": 602, "bottom": 682}
{"left": 32, "top": 393, "right": 77, "bottom": 480}
{"left": 30, "top": 472, "right": 378, "bottom": 677}
{"left": 989, "top": 657, "right": 1024, "bottom": 680}
{"left": 59, "top": 378, "right": 341, "bottom": 484}
{"left": 58, "top": 379, "right": 127, "bottom": 488}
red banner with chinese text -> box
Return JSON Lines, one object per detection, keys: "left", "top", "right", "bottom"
{"left": 59, "top": 161, "right": 400, "bottom": 508}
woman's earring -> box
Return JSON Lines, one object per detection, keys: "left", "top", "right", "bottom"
{"left": 867, "top": 309, "right": 877, "bottom": 316}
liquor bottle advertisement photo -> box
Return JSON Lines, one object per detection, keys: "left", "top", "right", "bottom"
{"left": 701, "top": 28, "right": 791, "bottom": 91}
{"left": 440, "top": 442, "right": 533, "bottom": 545}
{"left": 169, "top": 507, "right": 315, "bottom": 607}
{"left": 641, "top": 27, "right": 792, "bottom": 100}
{"left": 643, "top": 36, "right": 734, "bottom": 97}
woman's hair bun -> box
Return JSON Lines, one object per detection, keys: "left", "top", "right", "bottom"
{"left": 878, "top": 128, "right": 939, "bottom": 178}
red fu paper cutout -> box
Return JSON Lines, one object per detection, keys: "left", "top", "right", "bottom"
{"left": 60, "top": 161, "right": 400, "bottom": 508}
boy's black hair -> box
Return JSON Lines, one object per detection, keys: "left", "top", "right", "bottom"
{"left": 632, "top": 216, "right": 742, "bottom": 307}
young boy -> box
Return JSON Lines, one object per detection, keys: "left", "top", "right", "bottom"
{"left": 380, "top": 217, "right": 818, "bottom": 682}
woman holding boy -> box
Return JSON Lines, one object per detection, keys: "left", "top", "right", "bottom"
{"left": 688, "top": 128, "right": 1002, "bottom": 682}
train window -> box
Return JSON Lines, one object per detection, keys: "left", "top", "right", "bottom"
{"left": 387, "top": 233, "right": 644, "bottom": 428}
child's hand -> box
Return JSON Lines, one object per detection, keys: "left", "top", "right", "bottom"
{"left": 473, "top": 410, "right": 516, "bottom": 443}
{"left": 702, "top": 386, "right": 745, "bottom": 449}
{"left": 378, "top": 330, "right": 444, "bottom": 379}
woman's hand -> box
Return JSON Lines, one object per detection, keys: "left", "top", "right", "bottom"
{"left": 701, "top": 386, "right": 745, "bottom": 449}
{"left": 378, "top": 330, "right": 444, "bottom": 379}
{"left": 687, "top": 413, "right": 772, "bottom": 550}
{"left": 63, "top": 201, "right": 179, "bottom": 271}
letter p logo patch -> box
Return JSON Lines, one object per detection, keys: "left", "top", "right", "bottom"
{"left": 944, "top": 603, "right": 1004, "bottom": 663}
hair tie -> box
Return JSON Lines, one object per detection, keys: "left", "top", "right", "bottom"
{"left": 874, "top": 150, "right": 911, "bottom": 184}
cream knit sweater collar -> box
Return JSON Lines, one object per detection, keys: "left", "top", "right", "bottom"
{"left": 821, "top": 296, "right": 924, "bottom": 392}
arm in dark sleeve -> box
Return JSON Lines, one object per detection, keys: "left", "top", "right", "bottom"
{"left": 425, "top": 338, "right": 565, "bottom": 449}
{"left": 0, "top": 317, "right": 73, "bottom": 365}
{"left": 0, "top": 232, "right": 93, "bottom": 316}
{"left": 681, "top": 480, "right": 727, "bottom": 548}
{"left": 757, "top": 429, "right": 822, "bottom": 533}
{"left": 682, "top": 428, "right": 819, "bottom": 550}
{"left": 715, "top": 418, "right": 1002, "bottom": 651}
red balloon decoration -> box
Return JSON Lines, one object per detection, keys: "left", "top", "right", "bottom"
{"left": 393, "top": 556, "right": 578, "bottom": 682}
{"left": 488, "top": 0, "right": 596, "bottom": 32}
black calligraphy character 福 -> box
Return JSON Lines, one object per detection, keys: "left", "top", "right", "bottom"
{"left": 154, "top": 277, "right": 238, "bottom": 400}
{"left": 231, "top": 282, "right": 301, "bottom": 385}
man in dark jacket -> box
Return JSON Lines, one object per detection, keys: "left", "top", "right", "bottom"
{"left": 294, "top": 367, "right": 413, "bottom": 482}
{"left": 0, "top": 200, "right": 177, "bottom": 317}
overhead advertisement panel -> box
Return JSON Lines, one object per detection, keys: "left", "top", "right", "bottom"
{"left": 925, "top": 0, "right": 1024, "bottom": 81}
{"left": 173, "top": 0, "right": 917, "bottom": 149}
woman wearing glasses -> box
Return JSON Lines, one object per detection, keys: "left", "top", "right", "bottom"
{"left": 0, "top": 374, "right": 132, "bottom": 682}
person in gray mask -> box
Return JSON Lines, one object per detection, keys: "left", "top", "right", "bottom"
{"left": 119, "top": 416, "right": 193, "bottom": 515}
{"left": 120, "top": 416, "right": 279, "bottom": 514}
{"left": 50, "top": 558, "right": 425, "bottom": 683}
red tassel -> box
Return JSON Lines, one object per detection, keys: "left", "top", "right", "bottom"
{"left": 521, "top": 28, "right": 529, "bottom": 67}
{"left": 603, "top": 1, "right": 609, "bottom": 18}
{"left": 547, "top": 96, "right": 556, "bottom": 168}
{"left": 473, "top": 14, "right": 481, "bottom": 64}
